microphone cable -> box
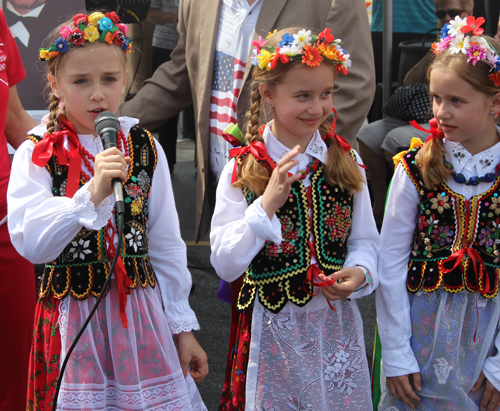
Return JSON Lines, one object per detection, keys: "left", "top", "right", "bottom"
{"left": 52, "top": 212, "right": 125, "bottom": 410}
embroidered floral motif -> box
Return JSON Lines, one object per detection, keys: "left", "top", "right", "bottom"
{"left": 125, "top": 225, "right": 143, "bottom": 253}
{"left": 490, "top": 195, "right": 500, "bottom": 215}
{"left": 131, "top": 197, "right": 143, "bottom": 216}
{"left": 322, "top": 336, "right": 364, "bottom": 395}
{"left": 68, "top": 238, "right": 92, "bottom": 260}
{"left": 326, "top": 204, "right": 352, "bottom": 243}
{"left": 431, "top": 193, "right": 451, "bottom": 214}
{"left": 433, "top": 357, "right": 454, "bottom": 384}
{"left": 431, "top": 225, "right": 454, "bottom": 247}
{"left": 136, "top": 169, "right": 151, "bottom": 193}
{"left": 264, "top": 215, "right": 299, "bottom": 258}
{"left": 479, "top": 226, "right": 494, "bottom": 249}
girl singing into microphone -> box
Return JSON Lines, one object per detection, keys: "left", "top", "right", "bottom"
{"left": 7, "top": 11, "right": 208, "bottom": 410}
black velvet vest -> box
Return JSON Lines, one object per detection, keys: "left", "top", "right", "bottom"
{"left": 28, "top": 126, "right": 158, "bottom": 300}
{"left": 237, "top": 161, "right": 354, "bottom": 313}
{"left": 402, "top": 146, "right": 500, "bottom": 298}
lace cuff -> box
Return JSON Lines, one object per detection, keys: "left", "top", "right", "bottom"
{"left": 163, "top": 300, "right": 200, "bottom": 334}
{"left": 73, "top": 181, "right": 113, "bottom": 230}
{"left": 246, "top": 197, "right": 282, "bottom": 244}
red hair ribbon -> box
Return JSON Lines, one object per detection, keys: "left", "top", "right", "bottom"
{"left": 410, "top": 117, "right": 445, "bottom": 141}
{"left": 229, "top": 141, "right": 276, "bottom": 183}
{"left": 323, "top": 108, "right": 366, "bottom": 169}
{"left": 32, "top": 117, "right": 83, "bottom": 198}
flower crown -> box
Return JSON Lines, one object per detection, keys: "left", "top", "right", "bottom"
{"left": 432, "top": 16, "right": 500, "bottom": 86}
{"left": 38, "top": 12, "right": 132, "bottom": 61}
{"left": 251, "top": 28, "right": 351, "bottom": 75}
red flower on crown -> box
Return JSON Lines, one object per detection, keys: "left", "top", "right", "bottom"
{"left": 461, "top": 16, "right": 485, "bottom": 36}
{"left": 68, "top": 29, "right": 85, "bottom": 46}
{"left": 105, "top": 11, "right": 120, "bottom": 24}
{"left": 73, "top": 14, "right": 88, "bottom": 27}
{"left": 317, "top": 28, "right": 334, "bottom": 45}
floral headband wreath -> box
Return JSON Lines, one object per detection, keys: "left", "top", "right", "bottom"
{"left": 251, "top": 28, "right": 351, "bottom": 74}
{"left": 432, "top": 16, "right": 500, "bottom": 86}
{"left": 38, "top": 12, "right": 132, "bottom": 61}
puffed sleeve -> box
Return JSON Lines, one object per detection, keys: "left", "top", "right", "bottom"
{"left": 343, "top": 152, "right": 381, "bottom": 298}
{"left": 146, "top": 142, "right": 199, "bottom": 333}
{"left": 375, "top": 163, "right": 421, "bottom": 377}
{"left": 210, "top": 159, "right": 282, "bottom": 282}
{"left": 7, "top": 138, "right": 113, "bottom": 264}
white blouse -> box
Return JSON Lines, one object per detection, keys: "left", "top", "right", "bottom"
{"left": 7, "top": 117, "right": 199, "bottom": 333}
{"left": 210, "top": 123, "right": 380, "bottom": 299}
{"left": 376, "top": 137, "right": 500, "bottom": 388}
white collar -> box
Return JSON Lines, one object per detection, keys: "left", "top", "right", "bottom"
{"left": 443, "top": 133, "right": 500, "bottom": 176}
{"left": 6, "top": 1, "right": 45, "bottom": 18}
{"left": 262, "top": 121, "right": 327, "bottom": 165}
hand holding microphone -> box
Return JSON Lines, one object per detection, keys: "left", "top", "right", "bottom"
{"left": 90, "top": 112, "right": 130, "bottom": 214}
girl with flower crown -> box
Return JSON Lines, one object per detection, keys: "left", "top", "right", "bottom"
{"left": 7, "top": 11, "right": 208, "bottom": 410}
{"left": 210, "top": 27, "right": 380, "bottom": 410}
{"left": 376, "top": 15, "right": 500, "bottom": 411}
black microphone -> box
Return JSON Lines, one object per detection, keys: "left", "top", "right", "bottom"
{"left": 94, "top": 111, "right": 125, "bottom": 215}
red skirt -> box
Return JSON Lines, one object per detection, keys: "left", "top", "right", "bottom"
{"left": 219, "top": 277, "right": 253, "bottom": 411}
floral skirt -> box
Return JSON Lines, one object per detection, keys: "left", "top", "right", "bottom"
{"left": 27, "top": 283, "right": 206, "bottom": 411}
{"left": 378, "top": 289, "right": 500, "bottom": 410}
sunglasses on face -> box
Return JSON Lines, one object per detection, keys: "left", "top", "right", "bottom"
{"left": 435, "top": 9, "right": 464, "bottom": 19}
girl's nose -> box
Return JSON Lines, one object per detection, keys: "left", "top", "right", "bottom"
{"left": 307, "top": 99, "right": 323, "bottom": 115}
{"left": 90, "top": 85, "right": 105, "bottom": 101}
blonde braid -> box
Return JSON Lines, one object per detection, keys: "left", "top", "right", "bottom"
{"left": 233, "top": 81, "right": 271, "bottom": 196}
{"left": 46, "top": 92, "right": 61, "bottom": 135}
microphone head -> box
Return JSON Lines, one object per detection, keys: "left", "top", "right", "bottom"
{"left": 94, "top": 111, "right": 120, "bottom": 136}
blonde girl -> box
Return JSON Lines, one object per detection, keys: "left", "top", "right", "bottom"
{"left": 210, "top": 27, "right": 380, "bottom": 410}
{"left": 377, "top": 15, "right": 500, "bottom": 411}
{"left": 7, "top": 11, "right": 207, "bottom": 410}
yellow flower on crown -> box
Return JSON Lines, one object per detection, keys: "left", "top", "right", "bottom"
{"left": 39, "top": 49, "right": 50, "bottom": 60}
{"left": 266, "top": 29, "right": 277, "bottom": 39}
{"left": 84, "top": 26, "right": 99, "bottom": 43}
{"left": 88, "top": 12, "right": 105, "bottom": 26}
{"left": 257, "top": 49, "right": 275, "bottom": 70}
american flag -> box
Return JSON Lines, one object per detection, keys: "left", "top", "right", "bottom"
{"left": 209, "top": 50, "right": 246, "bottom": 137}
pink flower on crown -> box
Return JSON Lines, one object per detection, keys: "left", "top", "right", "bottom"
{"left": 432, "top": 37, "right": 452, "bottom": 54}
{"left": 60, "top": 25, "right": 73, "bottom": 38}
{"left": 467, "top": 43, "right": 486, "bottom": 65}
{"left": 252, "top": 35, "right": 266, "bottom": 49}
{"left": 117, "top": 23, "right": 128, "bottom": 35}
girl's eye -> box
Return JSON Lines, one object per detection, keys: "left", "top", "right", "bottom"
{"left": 452, "top": 98, "right": 462, "bottom": 104}
{"left": 432, "top": 95, "right": 441, "bottom": 102}
{"left": 297, "top": 94, "right": 309, "bottom": 99}
{"left": 321, "top": 91, "right": 332, "bottom": 97}
{"left": 74, "top": 79, "right": 87, "bottom": 85}
{"left": 105, "top": 77, "right": 117, "bottom": 83}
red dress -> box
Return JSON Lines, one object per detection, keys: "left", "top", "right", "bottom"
{"left": 0, "top": 9, "right": 36, "bottom": 411}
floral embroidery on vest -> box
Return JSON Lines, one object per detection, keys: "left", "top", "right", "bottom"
{"left": 402, "top": 146, "right": 500, "bottom": 298}
{"left": 33, "top": 126, "right": 158, "bottom": 300}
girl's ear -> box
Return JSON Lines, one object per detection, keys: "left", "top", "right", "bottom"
{"left": 491, "top": 91, "right": 500, "bottom": 116}
{"left": 48, "top": 74, "right": 61, "bottom": 99}
{"left": 259, "top": 83, "right": 274, "bottom": 106}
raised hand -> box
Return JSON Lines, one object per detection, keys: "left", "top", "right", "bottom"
{"left": 261, "top": 145, "right": 303, "bottom": 220}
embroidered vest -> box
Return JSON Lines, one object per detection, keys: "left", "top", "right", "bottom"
{"left": 237, "top": 161, "right": 354, "bottom": 313}
{"left": 402, "top": 146, "right": 500, "bottom": 298}
{"left": 28, "top": 126, "right": 158, "bottom": 300}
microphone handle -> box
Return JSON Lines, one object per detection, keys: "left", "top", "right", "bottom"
{"left": 100, "top": 128, "right": 126, "bottom": 215}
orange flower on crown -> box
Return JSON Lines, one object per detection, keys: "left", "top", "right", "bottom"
{"left": 490, "top": 72, "right": 500, "bottom": 87}
{"left": 461, "top": 16, "right": 485, "bottom": 36}
{"left": 302, "top": 44, "right": 322, "bottom": 67}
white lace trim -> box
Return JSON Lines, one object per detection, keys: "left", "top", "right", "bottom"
{"left": 169, "top": 318, "right": 200, "bottom": 334}
{"left": 73, "top": 181, "right": 113, "bottom": 230}
{"left": 58, "top": 296, "right": 69, "bottom": 365}
{"left": 58, "top": 377, "right": 192, "bottom": 410}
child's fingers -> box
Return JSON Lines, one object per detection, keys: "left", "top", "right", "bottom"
{"left": 387, "top": 375, "right": 420, "bottom": 410}
{"left": 276, "top": 145, "right": 301, "bottom": 166}
{"left": 189, "top": 356, "right": 209, "bottom": 382}
{"left": 472, "top": 371, "right": 486, "bottom": 392}
{"left": 480, "top": 378, "right": 500, "bottom": 411}
{"left": 412, "top": 371, "right": 422, "bottom": 391}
